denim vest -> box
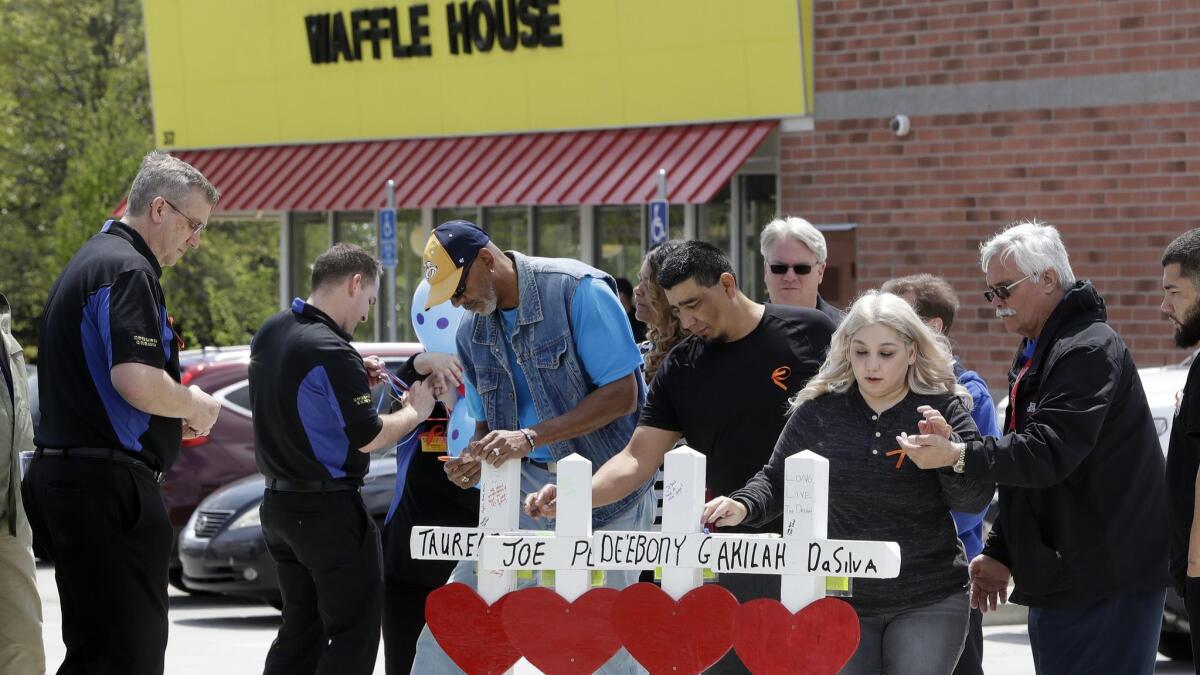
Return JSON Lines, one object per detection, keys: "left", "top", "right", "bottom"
{"left": 456, "top": 252, "right": 650, "bottom": 528}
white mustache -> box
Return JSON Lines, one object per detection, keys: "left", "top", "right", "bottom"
{"left": 995, "top": 308, "right": 1017, "bottom": 318}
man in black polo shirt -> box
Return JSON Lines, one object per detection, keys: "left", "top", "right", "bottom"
{"left": 526, "top": 241, "right": 835, "bottom": 673}
{"left": 251, "top": 243, "right": 438, "bottom": 675}
{"left": 23, "top": 151, "right": 223, "bottom": 674}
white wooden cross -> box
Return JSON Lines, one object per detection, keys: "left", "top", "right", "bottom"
{"left": 475, "top": 448, "right": 901, "bottom": 613}
{"left": 409, "top": 447, "right": 901, "bottom": 673}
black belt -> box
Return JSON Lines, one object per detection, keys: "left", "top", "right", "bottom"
{"left": 523, "top": 457, "right": 556, "bottom": 472}
{"left": 265, "top": 478, "right": 360, "bottom": 493}
{"left": 35, "top": 447, "right": 165, "bottom": 483}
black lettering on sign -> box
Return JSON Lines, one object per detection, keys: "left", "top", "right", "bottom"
{"left": 446, "top": 1, "right": 471, "bottom": 55}
{"left": 305, "top": 2, "right": 555, "bottom": 64}
{"left": 305, "top": 14, "right": 332, "bottom": 64}
{"left": 409, "top": 4, "right": 432, "bottom": 56}
{"left": 494, "top": 0, "right": 519, "bottom": 50}
{"left": 536, "top": 0, "right": 562, "bottom": 47}
{"left": 469, "top": 0, "right": 496, "bottom": 52}
{"left": 330, "top": 12, "right": 356, "bottom": 62}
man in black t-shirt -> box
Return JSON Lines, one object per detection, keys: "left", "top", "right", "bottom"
{"left": 23, "top": 152, "right": 222, "bottom": 674}
{"left": 250, "top": 243, "right": 439, "bottom": 675}
{"left": 526, "top": 241, "right": 834, "bottom": 672}
{"left": 1162, "top": 228, "right": 1200, "bottom": 666}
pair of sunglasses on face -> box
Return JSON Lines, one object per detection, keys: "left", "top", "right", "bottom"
{"left": 983, "top": 275, "right": 1036, "bottom": 303}
{"left": 768, "top": 262, "right": 815, "bottom": 276}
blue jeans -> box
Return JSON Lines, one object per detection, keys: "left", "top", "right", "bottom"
{"left": 1028, "top": 588, "right": 1165, "bottom": 675}
{"left": 410, "top": 462, "right": 656, "bottom": 674}
{"left": 842, "top": 591, "right": 970, "bottom": 675}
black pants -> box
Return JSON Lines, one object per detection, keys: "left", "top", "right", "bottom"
{"left": 951, "top": 607, "right": 984, "bottom": 675}
{"left": 380, "top": 514, "right": 456, "bottom": 675}
{"left": 22, "top": 453, "right": 172, "bottom": 675}
{"left": 261, "top": 489, "right": 382, "bottom": 675}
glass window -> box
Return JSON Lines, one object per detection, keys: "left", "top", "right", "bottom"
{"left": 698, "top": 185, "right": 732, "bottom": 259}
{"left": 434, "top": 207, "right": 481, "bottom": 227}
{"left": 596, "top": 206, "right": 642, "bottom": 281}
{"left": 669, "top": 205, "right": 685, "bottom": 241}
{"left": 535, "top": 207, "right": 581, "bottom": 260}
{"left": 289, "top": 213, "right": 330, "bottom": 300}
{"left": 224, "top": 384, "right": 251, "bottom": 411}
{"left": 393, "top": 209, "right": 424, "bottom": 342}
{"left": 335, "top": 212, "right": 378, "bottom": 339}
{"left": 483, "top": 207, "right": 530, "bottom": 252}
{"left": 738, "top": 174, "right": 778, "bottom": 303}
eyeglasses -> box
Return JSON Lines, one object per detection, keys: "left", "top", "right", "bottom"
{"left": 983, "top": 275, "right": 1034, "bottom": 302}
{"left": 768, "top": 263, "right": 814, "bottom": 276}
{"left": 451, "top": 257, "right": 475, "bottom": 301}
{"left": 162, "top": 198, "right": 207, "bottom": 236}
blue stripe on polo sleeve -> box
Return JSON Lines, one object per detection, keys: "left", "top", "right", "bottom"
{"left": 296, "top": 365, "right": 350, "bottom": 479}
{"left": 81, "top": 286, "right": 150, "bottom": 451}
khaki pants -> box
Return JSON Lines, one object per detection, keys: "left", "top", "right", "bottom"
{"left": 0, "top": 512, "right": 45, "bottom": 675}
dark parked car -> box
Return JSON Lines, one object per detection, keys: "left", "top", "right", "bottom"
{"left": 177, "top": 343, "right": 421, "bottom": 604}
{"left": 178, "top": 449, "right": 399, "bottom": 606}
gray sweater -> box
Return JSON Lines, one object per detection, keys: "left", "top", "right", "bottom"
{"left": 731, "top": 387, "right": 994, "bottom": 616}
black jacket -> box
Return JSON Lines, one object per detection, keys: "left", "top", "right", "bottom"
{"left": 967, "top": 281, "right": 1169, "bottom": 608}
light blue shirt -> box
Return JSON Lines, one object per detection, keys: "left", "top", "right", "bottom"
{"left": 465, "top": 277, "right": 643, "bottom": 462}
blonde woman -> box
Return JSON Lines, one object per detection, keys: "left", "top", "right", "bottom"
{"left": 703, "top": 291, "right": 994, "bottom": 675}
{"left": 633, "top": 240, "right": 686, "bottom": 383}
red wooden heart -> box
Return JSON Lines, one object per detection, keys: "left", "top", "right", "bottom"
{"left": 425, "top": 583, "right": 520, "bottom": 674}
{"left": 503, "top": 587, "right": 622, "bottom": 674}
{"left": 611, "top": 582, "right": 738, "bottom": 674}
{"left": 733, "top": 597, "right": 860, "bottom": 675}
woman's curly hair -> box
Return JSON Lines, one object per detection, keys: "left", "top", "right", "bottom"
{"left": 641, "top": 240, "right": 687, "bottom": 383}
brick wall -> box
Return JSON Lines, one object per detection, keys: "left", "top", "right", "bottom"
{"left": 783, "top": 104, "right": 1200, "bottom": 387}
{"left": 815, "top": 0, "right": 1200, "bottom": 91}
{"left": 784, "top": 1, "right": 1200, "bottom": 388}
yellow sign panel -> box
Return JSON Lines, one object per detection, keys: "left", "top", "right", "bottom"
{"left": 145, "top": 0, "right": 812, "bottom": 150}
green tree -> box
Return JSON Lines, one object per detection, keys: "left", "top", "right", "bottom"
{"left": 161, "top": 221, "right": 281, "bottom": 349}
{"left": 0, "top": 0, "right": 153, "bottom": 356}
{"left": 0, "top": 0, "right": 282, "bottom": 357}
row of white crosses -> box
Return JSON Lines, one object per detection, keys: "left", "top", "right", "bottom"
{"left": 410, "top": 447, "right": 903, "bottom": 673}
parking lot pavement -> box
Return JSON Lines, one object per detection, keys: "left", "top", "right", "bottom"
{"left": 34, "top": 562, "right": 1191, "bottom": 674}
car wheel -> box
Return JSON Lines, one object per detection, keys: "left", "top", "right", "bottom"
{"left": 1159, "top": 631, "right": 1193, "bottom": 661}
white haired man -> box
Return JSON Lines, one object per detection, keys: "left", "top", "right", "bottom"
{"left": 897, "top": 220, "right": 1169, "bottom": 674}
{"left": 759, "top": 216, "right": 843, "bottom": 323}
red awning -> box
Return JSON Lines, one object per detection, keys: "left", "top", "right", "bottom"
{"left": 166, "top": 121, "right": 774, "bottom": 212}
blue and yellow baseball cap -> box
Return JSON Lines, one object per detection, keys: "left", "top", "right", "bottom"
{"left": 422, "top": 220, "right": 490, "bottom": 309}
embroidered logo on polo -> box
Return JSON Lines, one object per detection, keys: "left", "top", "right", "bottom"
{"left": 133, "top": 335, "right": 158, "bottom": 348}
{"left": 770, "top": 366, "right": 791, "bottom": 391}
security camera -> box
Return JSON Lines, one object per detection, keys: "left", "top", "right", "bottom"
{"left": 890, "top": 114, "right": 911, "bottom": 137}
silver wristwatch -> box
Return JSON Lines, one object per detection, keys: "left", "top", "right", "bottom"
{"left": 952, "top": 443, "right": 967, "bottom": 474}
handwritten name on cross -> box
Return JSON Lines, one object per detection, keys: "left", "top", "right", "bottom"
{"left": 468, "top": 446, "right": 902, "bottom": 610}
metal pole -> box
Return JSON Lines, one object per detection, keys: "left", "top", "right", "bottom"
{"left": 657, "top": 168, "right": 667, "bottom": 201}
{"left": 386, "top": 179, "right": 397, "bottom": 342}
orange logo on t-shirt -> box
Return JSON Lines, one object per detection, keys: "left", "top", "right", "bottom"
{"left": 771, "top": 366, "right": 791, "bottom": 391}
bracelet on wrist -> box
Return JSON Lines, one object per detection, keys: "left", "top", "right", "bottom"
{"left": 519, "top": 428, "right": 536, "bottom": 451}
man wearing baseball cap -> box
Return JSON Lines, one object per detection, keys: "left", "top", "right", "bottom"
{"left": 411, "top": 221, "right": 654, "bottom": 673}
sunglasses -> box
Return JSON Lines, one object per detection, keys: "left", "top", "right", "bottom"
{"left": 451, "top": 257, "right": 475, "bottom": 301}
{"left": 768, "top": 263, "right": 814, "bottom": 276}
{"left": 163, "top": 198, "right": 207, "bottom": 236}
{"left": 983, "top": 275, "right": 1034, "bottom": 303}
